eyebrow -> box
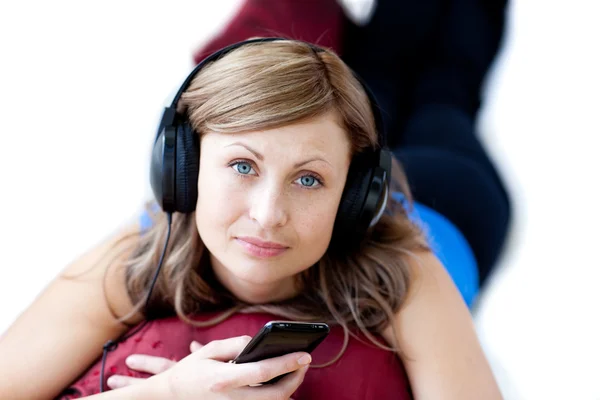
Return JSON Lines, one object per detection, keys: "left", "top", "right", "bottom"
{"left": 225, "top": 142, "right": 332, "bottom": 169}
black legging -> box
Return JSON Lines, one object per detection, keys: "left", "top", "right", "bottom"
{"left": 340, "top": 0, "right": 512, "bottom": 286}
{"left": 395, "top": 104, "right": 512, "bottom": 286}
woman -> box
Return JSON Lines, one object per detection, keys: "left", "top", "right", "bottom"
{"left": 0, "top": 39, "right": 502, "bottom": 399}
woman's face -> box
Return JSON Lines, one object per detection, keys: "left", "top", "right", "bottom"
{"left": 195, "top": 111, "right": 352, "bottom": 304}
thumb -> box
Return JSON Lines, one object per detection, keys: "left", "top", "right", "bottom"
{"left": 190, "top": 340, "right": 203, "bottom": 353}
{"left": 197, "top": 335, "right": 253, "bottom": 362}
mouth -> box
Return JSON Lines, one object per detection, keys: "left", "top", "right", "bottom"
{"left": 235, "top": 236, "right": 290, "bottom": 258}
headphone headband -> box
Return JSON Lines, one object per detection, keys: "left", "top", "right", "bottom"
{"left": 156, "top": 37, "right": 388, "bottom": 149}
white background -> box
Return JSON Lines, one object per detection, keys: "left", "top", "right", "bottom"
{"left": 1, "top": 1, "right": 599, "bottom": 399}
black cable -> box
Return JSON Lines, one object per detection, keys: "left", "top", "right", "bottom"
{"left": 99, "top": 212, "right": 173, "bottom": 392}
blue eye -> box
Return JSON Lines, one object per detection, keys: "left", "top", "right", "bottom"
{"left": 232, "top": 161, "right": 255, "bottom": 175}
{"left": 297, "top": 175, "right": 321, "bottom": 188}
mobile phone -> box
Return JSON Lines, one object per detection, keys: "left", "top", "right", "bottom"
{"left": 231, "top": 320, "right": 330, "bottom": 384}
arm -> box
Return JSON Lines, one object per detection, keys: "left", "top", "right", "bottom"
{"left": 77, "top": 378, "right": 162, "bottom": 400}
{"left": 79, "top": 375, "right": 165, "bottom": 400}
{"left": 0, "top": 224, "right": 144, "bottom": 400}
{"left": 381, "top": 251, "right": 502, "bottom": 399}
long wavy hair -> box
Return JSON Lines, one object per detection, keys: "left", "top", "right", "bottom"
{"left": 104, "top": 40, "right": 429, "bottom": 366}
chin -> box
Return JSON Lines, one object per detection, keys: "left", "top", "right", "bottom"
{"left": 231, "top": 259, "right": 288, "bottom": 284}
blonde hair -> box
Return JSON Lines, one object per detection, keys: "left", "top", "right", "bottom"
{"left": 112, "top": 40, "right": 429, "bottom": 366}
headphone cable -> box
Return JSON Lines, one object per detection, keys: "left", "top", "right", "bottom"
{"left": 99, "top": 212, "right": 173, "bottom": 392}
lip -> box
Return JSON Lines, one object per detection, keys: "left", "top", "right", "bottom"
{"left": 236, "top": 236, "right": 288, "bottom": 249}
{"left": 235, "top": 236, "right": 289, "bottom": 258}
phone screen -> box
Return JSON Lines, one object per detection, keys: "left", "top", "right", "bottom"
{"left": 233, "top": 321, "right": 330, "bottom": 365}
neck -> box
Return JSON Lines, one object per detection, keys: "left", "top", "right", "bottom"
{"left": 208, "top": 256, "right": 301, "bottom": 305}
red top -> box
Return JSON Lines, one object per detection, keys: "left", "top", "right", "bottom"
{"left": 57, "top": 312, "right": 412, "bottom": 399}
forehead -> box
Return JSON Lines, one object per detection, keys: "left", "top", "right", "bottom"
{"left": 203, "top": 112, "right": 351, "bottom": 160}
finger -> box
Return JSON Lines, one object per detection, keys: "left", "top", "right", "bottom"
{"left": 258, "top": 365, "right": 309, "bottom": 398}
{"left": 196, "top": 335, "right": 252, "bottom": 362}
{"left": 240, "top": 365, "right": 309, "bottom": 399}
{"left": 190, "top": 340, "right": 203, "bottom": 353}
{"left": 106, "top": 375, "right": 146, "bottom": 389}
{"left": 212, "top": 351, "right": 311, "bottom": 391}
{"left": 125, "top": 354, "right": 176, "bottom": 375}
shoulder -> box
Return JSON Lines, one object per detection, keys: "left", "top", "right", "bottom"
{"left": 379, "top": 250, "right": 467, "bottom": 353}
{"left": 62, "top": 217, "right": 146, "bottom": 325}
{"left": 380, "top": 250, "right": 502, "bottom": 399}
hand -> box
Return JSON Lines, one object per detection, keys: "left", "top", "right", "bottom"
{"left": 106, "top": 341, "right": 204, "bottom": 390}
{"left": 146, "top": 335, "right": 310, "bottom": 400}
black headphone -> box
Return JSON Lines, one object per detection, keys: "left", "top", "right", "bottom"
{"left": 150, "top": 37, "right": 392, "bottom": 248}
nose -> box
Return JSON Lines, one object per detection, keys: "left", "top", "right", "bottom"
{"left": 248, "top": 181, "right": 288, "bottom": 229}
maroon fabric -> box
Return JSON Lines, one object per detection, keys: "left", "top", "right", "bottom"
{"left": 57, "top": 312, "right": 412, "bottom": 399}
{"left": 192, "top": 0, "right": 345, "bottom": 64}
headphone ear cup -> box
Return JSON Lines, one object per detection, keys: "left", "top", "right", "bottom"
{"left": 333, "top": 158, "right": 374, "bottom": 246}
{"left": 174, "top": 121, "right": 199, "bottom": 213}
{"left": 150, "top": 130, "right": 167, "bottom": 211}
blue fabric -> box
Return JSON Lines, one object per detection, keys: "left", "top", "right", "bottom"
{"left": 139, "top": 192, "right": 479, "bottom": 307}
{"left": 139, "top": 207, "right": 154, "bottom": 232}
{"left": 392, "top": 192, "right": 479, "bottom": 307}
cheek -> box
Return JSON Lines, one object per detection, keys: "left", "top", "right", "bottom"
{"left": 294, "top": 200, "right": 339, "bottom": 259}
{"left": 195, "top": 169, "right": 245, "bottom": 242}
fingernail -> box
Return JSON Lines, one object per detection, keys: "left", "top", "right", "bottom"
{"left": 297, "top": 354, "right": 312, "bottom": 365}
{"left": 190, "top": 340, "right": 202, "bottom": 352}
{"left": 106, "top": 376, "right": 123, "bottom": 389}
{"left": 125, "top": 355, "right": 141, "bottom": 368}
